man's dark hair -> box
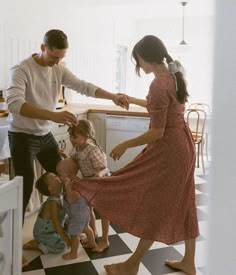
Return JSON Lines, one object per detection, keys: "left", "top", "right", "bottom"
{"left": 43, "top": 29, "right": 69, "bottom": 50}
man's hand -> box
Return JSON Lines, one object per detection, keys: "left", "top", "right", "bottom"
{"left": 112, "top": 93, "right": 129, "bottom": 110}
{"left": 51, "top": 111, "right": 78, "bottom": 127}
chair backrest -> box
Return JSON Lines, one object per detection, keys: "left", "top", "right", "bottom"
{"left": 185, "top": 109, "right": 207, "bottom": 142}
{"left": 189, "top": 103, "right": 210, "bottom": 113}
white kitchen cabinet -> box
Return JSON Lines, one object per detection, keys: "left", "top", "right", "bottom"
{"left": 51, "top": 123, "right": 71, "bottom": 154}
{"left": 106, "top": 115, "right": 150, "bottom": 172}
{"left": 0, "top": 176, "right": 23, "bottom": 275}
{"left": 87, "top": 112, "right": 106, "bottom": 152}
{"left": 87, "top": 113, "right": 150, "bottom": 172}
{"left": 53, "top": 132, "right": 72, "bottom": 154}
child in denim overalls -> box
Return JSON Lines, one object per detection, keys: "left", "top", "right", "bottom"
{"left": 23, "top": 173, "right": 69, "bottom": 254}
{"left": 23, "top": 159, "right": 97, "bottom": 260}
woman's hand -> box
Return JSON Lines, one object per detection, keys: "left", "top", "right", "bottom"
{"left": 112, "top": 93, "right": 129, "bottom": 110}
{"left": 110, "top": 142, "right": 127, "bottom": 161}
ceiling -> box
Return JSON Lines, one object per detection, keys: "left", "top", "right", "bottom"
{"left": 75, "top": 0, "right": 216, "bottom": 18}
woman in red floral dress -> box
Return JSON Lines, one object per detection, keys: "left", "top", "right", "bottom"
{"left": 72, "top": 35, "right": 199, "bottom": 275}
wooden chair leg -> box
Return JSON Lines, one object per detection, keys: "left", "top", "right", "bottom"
{"left": 197, "top": 143, "right": 200, "bottom": 168}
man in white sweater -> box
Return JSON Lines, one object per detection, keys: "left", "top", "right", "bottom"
{"left": 6, "top": 29, "right": 128, "bottom": 267}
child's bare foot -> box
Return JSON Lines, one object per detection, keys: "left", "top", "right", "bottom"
{"left": 62, "top": 251, "right": 78, "bottom": 260}
{"left": 104, "top": 261, "right": 139, "bottom": 275}
{"left": 82, "top": 239, "right": 97, "bottom": 250}
{"left": 23, "top": 239, "right": 39, "bottom": 251}
{"left": 93, "top": 240, "right": 110, "bottom": 253}
{"left": 165, "top": 259, "right": 196, "bottom": 275}
{"left": 81, "top": 237, "right": 88, "bottom": 245}
{"left": 22, "top": 255, "right": 28, "bottom": 268}
{"left": 81, "top": 232, "right": 98, "bottom": 245}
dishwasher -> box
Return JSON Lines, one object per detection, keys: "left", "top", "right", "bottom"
{"left": 106, "top": 115, "right": 150, "bottom": 172}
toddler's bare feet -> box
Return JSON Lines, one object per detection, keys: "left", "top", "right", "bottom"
{"left": 62, "top": 251, "right": 78, "bottom": 260}
{"left": 104, "top": 261, "right": 139, "bottom": 275}
{"left": 81, "top": 232, "right": 98, "bottom": 246}
{"left": 81, "top": 237, "right": 88, "bottom": 245}
{"left": 82, "top": 240, "right": 97, "bottom": 250}
{"left": 93, "top": 240, "right": 110, "bottom": 253}
{"left": 23, "top": 239, "right": 39, "bottom": 250}
{"left": 165, "top": 259, "right": 196, "bottom": 275}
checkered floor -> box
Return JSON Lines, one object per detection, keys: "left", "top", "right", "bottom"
{"left": 22, "top": 165, "right": 209, "bottom": 275}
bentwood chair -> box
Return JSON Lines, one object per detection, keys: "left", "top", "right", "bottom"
{"left": 186, "top": 109, "right": 207, "bottom": 174}
{"left": 188, "top": 103, "right": 210, "bottom": 161}
{"left": 189, "top": 103, "right": 210, "bottom": 113}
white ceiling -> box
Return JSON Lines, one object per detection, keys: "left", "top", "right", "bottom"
{"left": 75, "top": 0, "right": 216, "bottom": 18}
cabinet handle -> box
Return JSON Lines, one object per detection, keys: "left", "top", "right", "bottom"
{"left": 62, "top": 140, "right": 66, "bottom": 150}
{"left": 58, "top": 140, "right": 62, "bottom": 149}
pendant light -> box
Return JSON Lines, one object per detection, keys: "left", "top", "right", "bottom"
{"left": 180, "top": 1, "right": 188, "bottom": 45}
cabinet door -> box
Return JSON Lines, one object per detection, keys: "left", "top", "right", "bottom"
{"left": 87, "top": 113, "right": 106, "bottom": 152}
{"left": 51, "top": 122, "right": 69, "bottom": 136}
{"left": 54, "top": 133, "right": 72, "bottom": 155}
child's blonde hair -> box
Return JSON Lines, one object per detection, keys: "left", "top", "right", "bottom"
{"left": 68, "top": 120, "right": 102, "bottom": 151}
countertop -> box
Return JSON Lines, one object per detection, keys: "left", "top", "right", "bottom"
{"left": 0, "top": 103, "right": 148, "bottom": 127}
{"left": 61, "top": 103, "right": 149, "bottom": 117}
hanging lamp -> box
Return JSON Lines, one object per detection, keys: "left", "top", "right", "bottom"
{"left": 180, "top": 1, "right": 188, "bottom": 45}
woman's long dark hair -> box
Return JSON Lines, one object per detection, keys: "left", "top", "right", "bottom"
{"left": 132, "top": 35, "right": 189, "bottom": 103}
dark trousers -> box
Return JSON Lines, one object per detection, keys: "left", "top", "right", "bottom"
{"left": 8, "top": 131, "right": 62, "bottom": 222}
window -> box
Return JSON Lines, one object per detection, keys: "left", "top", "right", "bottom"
{"left": 115, "top": 45, "right": 127, "bottom": 92}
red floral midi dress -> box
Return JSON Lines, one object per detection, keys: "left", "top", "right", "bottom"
{"left": 72, "top": 74, "right": 199, "bottom": 244}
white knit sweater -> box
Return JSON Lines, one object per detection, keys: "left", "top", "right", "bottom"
{"left": 6, "top": 55, "right": 98, "bottom": 135}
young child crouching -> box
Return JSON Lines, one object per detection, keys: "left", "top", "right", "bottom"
{"left": 23, "top": 158, "right": 97, "bottom": 260}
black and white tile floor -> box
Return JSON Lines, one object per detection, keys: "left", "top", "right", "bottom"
{"left": 22, "top": 166, "right": 209, "bottom": 275}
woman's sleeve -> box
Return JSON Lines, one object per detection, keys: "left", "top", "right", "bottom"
{"left": 148, "top": 85, "right": 170, "bottom": 129}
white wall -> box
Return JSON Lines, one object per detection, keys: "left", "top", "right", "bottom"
{"left": 0, "top": 0, "right": 215, "bottom": 107}
{"left": 135, "top": 15, "right": 215, "bottom": 106}
{"left": 0, "top": 0, "right": 125, "bottom": 104}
